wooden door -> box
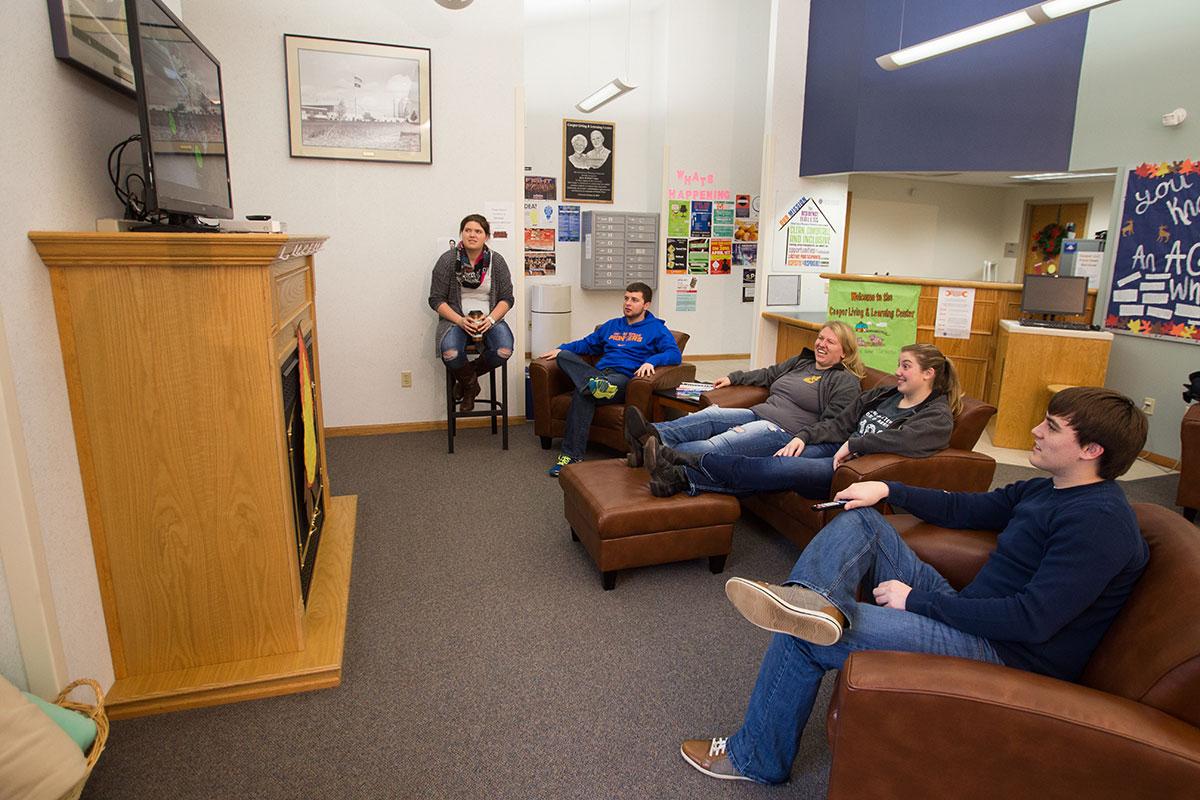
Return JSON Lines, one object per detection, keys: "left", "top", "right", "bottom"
{"left": 1023, "top": 201, "right": 1089, "bottom": 275}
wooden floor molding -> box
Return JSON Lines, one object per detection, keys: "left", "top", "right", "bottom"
{"left": 105, "top": 495, "right": 358, "bottom": 719}
{"left": 1140, "top": 449, "right": 1181, "bottom": 471}
{"left": 327, "top": 417, "right": 528, "bottom": 438}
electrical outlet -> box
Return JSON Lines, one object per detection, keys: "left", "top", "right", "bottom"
{"left": 401, "top": 370, "right": 413, "bottom": 388}
{"left": 1142, "top": 397, "right": 1155, "bottom": 415}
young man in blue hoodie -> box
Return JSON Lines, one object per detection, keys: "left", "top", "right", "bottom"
{"left": 680, "top": 387, "right": 1149, "bottom": 784}
{"left": 538, "top": 282, "right": 681, "bottom": 477}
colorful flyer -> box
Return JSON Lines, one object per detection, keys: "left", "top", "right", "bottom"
{"left": 675, "top": 275, "right": 698, "bottom": 312}
{"left": 525, "top": 252, "right": 556, "bottom": 276}
{"left": 786, "top": 212, "right": 832, "bottom": 270}
{"left": 525, "top": 228, "right": 555, "bottom": 251}
{"left": 687, "top": 238, "right": 710, "bottom": 274}
{"left": 712, "top": 201, "right": 735, "bottom": 238}
{"left": 735, "top": 194, "right": 751, "bottom": 218}
{"left": 709, "top": 238, "right": 732, "bottom": 275}
{"left": 732, "top": 242, "right": 757, "bottom": 266}
{"left": 524, "top": 175, "right": 556, "bottom": 200}
{"left": 557, "top": 204, "right": 581, "bottom": 242}
{"left": 826, "top": 280, "right": 920, "bottom": 371}
{"left": 690, "top": 200, "right": 712, "bottom": 237}
{"left": 734, "top": 218, "right": 759, "bottom": 242}
{"left": 665, "top": 237, "right": 688, "bottom": 274}
{"left": 668, "top": 200, "right": 690, "bottom": 237}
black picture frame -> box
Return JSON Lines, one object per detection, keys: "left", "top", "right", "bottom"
{"left": 46, "top": 0, "right": 136, "bottom": 97}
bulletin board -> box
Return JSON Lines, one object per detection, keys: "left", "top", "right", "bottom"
{"left": 1104, "top": 159, "right": 1200, "bottom": 345}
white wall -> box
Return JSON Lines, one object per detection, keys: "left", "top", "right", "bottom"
{"left": 185, "top": 0, "right": 524, "bottom": 429}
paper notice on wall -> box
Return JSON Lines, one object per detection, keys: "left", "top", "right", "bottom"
{"left": 934, "top": 287, "right": 975, "bottom": 339}
{"left": 1073, "top": 249, "right": 1104, "bottom": 289}
{"left": 766, "top": 274, "right": 801, "bottom": 306}
{"left": 675, "top": 276, "right": 698, "bottom": 312}
{"left": 785, "top": 214, "right": 832, "bottom": 270}
{"left": 484, "top": 201, "right": 514, "bottom": 240}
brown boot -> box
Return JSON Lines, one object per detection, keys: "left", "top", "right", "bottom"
{"left": 453, "top": 363, "right": 480, "bottom": 412}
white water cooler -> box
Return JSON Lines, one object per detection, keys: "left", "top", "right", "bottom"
{"left": 530, "top": 283, "right": 572, "bottom": 354}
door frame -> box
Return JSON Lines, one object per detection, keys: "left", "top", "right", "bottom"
{"left": 1013, "top": 197, "right": 1093, "bottom": 282}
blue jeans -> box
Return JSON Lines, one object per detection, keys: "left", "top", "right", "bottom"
{"left": 555, "top": 350, "right": 630, "bottom": 458}
{"left": 439, "top": 320, "right": 515, "bottom": 371}
{"left": 680, "top": 442, "right": 841, "bottom": 497}
{"left": 726, "top": 509, "right": 1003, "bottom": 783}
{"left": 653, "top": 406, "right": 796, "bottom": 457}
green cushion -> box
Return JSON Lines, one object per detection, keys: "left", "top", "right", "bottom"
{"left": 21, "top": 692, "right": 97, "bottom": 753}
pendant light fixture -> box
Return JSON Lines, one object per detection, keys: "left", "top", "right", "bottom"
{"left": 575, "top": 0, "right": 637, "bottom": 113}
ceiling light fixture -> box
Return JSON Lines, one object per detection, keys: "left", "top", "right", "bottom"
{"left": 1009, "top": 171, "right": 1117, "bottom": 180}
{"left": 876, "top": 0, "right": 1121, "bottom": 71}
{"left": 576, "top": 78, "right": 636, "bottom": 113}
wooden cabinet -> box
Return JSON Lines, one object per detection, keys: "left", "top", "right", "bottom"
{"left": 29, "top": 232, "right": 357, "bottom": 718}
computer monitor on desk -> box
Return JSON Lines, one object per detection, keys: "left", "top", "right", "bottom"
{"left": 1020, "top": 274, "right": 1088, "bottom": 317}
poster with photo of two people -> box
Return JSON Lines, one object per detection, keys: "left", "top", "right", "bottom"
{"left": 563, "top": 119, "right": 614, "bottom": 203}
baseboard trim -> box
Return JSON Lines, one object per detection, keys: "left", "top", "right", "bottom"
{"left": 1139, "top": 449, "right": 1181, "bottom": 471}
{"left": 685, "top": 353, "right": 751, "bottom": 362}
{"left": 326, "top": 417, "right": 528, "bottom": 437}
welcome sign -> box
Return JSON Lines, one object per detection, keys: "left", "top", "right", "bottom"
{"left": 1105, "top": 159, "right": 1200, "bottom": 344}
{"left": 827, "top": 281, "right": 919, "bottom": 371}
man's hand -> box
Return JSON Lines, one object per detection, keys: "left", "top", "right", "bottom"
{"left": 538, "top": 348, "right": 561, "bottom": 360}
{"left": 872, "top": 580, "right": 912, "bottom": 610}
{"left": 835, "top": 481, "right": 889, "bottom": 509}
{"left": 774, "top": 437, "right": 806, "bottom": 457}
{"left": 634, "top": 362, "right": 655, "bottom": 378}
{"left": 712, "top": 376, "right": 731, "bottom": 389}
{"left": 832, "top": 441, "right": 854, "bottom": 469}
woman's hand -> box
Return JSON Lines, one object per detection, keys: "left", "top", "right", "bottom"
{"left": 712, "top": 376, "right": 731, "bottom": 389}
{"left": 456, "top": 316, "right": 477, "bottom": 334}
{"left": 832, "top": 441, "right": 854, "bottom": 469}
{"left": 775, "top": 437, "right": 805, "bottom": 457}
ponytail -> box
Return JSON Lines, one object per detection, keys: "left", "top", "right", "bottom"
{"left": 901, "top": 343, "right": 963, "bottom": 415}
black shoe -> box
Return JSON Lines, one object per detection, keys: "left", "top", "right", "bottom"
{"left": 643, "top": 439, "right": 690, "bottom": 497}
{"left": 624, "top": 406, "right": 659, "bottom": 467}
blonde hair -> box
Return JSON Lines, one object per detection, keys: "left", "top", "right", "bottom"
{"left": 900, "top": 343, "right": 963, "bottom": 415}
{"left": 821, "top": 320, "right": 865, "bottom": 378}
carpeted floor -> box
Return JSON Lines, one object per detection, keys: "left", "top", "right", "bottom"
{"left": 81, "top": 425, "right": 1186, "bottom": 799}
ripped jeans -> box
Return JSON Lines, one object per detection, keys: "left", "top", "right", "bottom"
{"left": 439, "top": 320, "right": 514, "bottom": 372}
{"left": 653, "top": 405, "right": 795, "bottom": 458}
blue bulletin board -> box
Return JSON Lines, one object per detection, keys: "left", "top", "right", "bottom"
{"left": 1105, "top": 159, "right": 1200, "bottom": 345}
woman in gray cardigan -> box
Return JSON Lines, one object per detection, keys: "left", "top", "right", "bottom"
{"left": 625, "top": 320, "right": 864, "bottom": 464}
{"left": 428, "top": 214, "right": 515, "bottom": 411}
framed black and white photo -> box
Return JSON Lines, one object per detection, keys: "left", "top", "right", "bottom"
{"left": 46, "top": 0, "right": 136, "bottom": 96}
{"left": 284, "top": 35, "right": 432, "bottom": 164}
{"left": 563, "top": 119, "right": 614, "bottom": 204}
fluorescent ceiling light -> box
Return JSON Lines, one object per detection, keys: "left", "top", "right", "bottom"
{"left": 1009, "top": 171, "right": 1116, "bottom": 180}
{"left": 576, "top": 78, "right": 635, "bottom": 113}
{"left": 877, "top": 0, "right": 1121, "bottom": 71}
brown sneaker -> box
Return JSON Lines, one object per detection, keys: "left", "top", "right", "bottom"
{"left": 624, "top": 406, "right": 657, "bottom": 467}
{"left": 680, "top": 737, "right": 751, "bottom": 782}
{"left": 724, "top": 577, "right": 845, "bottom": 645}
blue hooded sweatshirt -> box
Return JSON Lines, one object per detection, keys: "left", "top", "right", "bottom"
{"left": 559, "top": 311, "right": 681, "bottom": 377}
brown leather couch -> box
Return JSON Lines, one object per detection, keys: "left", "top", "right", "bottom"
{"left": 1178, "top": 403, "right": 1199, "bottom": 521}
{"left": 529, "top": 330, "right": 695, "bottom": 453}
{"left": 700, "top": 365, "right": 998, "bottom": 549}
{"left": 825, "top": 504, "right": 1200, "bottom": 798}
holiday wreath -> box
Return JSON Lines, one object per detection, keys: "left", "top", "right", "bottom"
{"left": 1032, "top": 222, "right": 1066, "bottom": 258}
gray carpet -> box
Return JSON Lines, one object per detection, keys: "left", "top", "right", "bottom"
{"left": 80, "top": 427, "right": 1187, "bottom": 799}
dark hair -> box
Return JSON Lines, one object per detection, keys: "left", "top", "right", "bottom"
{"left": 899, "top": 343, "right": 962, "bottom": 415}
{"left": 459, "top": 214, "right": 490, "bottom": 237}
{"left": 626, "top": 282, "right": 653, "bottom": 303}
{"left": 1047, "top": 387, "right": 1148, "bottom": 480}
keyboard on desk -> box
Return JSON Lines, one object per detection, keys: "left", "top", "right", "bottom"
{"left": 1018, "top": 318, "right": 1094, "bottom": 331}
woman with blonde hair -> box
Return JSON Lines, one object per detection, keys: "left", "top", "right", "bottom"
{"left": 643, "top": 342, "right": 962, "bottom": 498}
{"left": 624, "top": 321, "right": 864, "bottom": 465}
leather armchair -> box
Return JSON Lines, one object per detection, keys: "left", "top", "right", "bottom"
{"left": 700, "top": 366, "right": 998, "bottom": 550}
{"left": 825, "top": 504, "right": 1200, "bottom": 799}
{"left": 1178, "top": 403, "right": 1199, "bottom": 521}
{"left": 529, "top": 330, "right": 695, "bottom": 454}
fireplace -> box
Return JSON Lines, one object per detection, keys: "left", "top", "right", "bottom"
{"left": 281, "top": 330, "right": 325, "bottom": 605}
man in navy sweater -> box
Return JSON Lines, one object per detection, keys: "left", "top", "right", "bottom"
{"left": 538, "top": 282, "right": 681, "bottom": 477}
{"left": 681, "top": 387, "right": 1149, "bottom": 784}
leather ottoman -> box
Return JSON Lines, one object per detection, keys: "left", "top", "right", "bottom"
{"left": 559, "top": 459, "right": 741, "bottom": 590}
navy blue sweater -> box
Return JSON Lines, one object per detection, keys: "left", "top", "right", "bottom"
{"left": 885, "top": 479, "right": 1147, "bottom": 681}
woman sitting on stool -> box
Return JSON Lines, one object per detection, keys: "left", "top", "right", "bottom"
{"left": 643, "top": 343, "right": 961, "bottom": 498}
{"left": 624, "top": 320, "right": 863, "bottom": 466}
{"left": 429, "top": 214, "right": 515, "bottom": 411}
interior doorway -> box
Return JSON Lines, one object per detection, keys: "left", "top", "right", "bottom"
{"left": 1020, "top": 200, "right": 1090, "bottom": 276}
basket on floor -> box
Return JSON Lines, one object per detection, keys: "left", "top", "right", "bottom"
{"left": 54, "top": 678, "right": 109, "bottom": 800}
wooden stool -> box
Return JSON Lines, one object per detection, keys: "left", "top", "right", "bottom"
{"left": 444, "top": 343, "right": 508, "bottom": 453}
{"left": 559, "top": 459, "right": 741, "bottom": 590}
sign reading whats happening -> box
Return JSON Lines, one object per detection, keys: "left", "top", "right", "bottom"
{"left": 1105, "top": 159, "right": 1200, "bottom": 344}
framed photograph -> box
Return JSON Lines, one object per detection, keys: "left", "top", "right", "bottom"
{"left": 46, "top": 0, "right": 136, "bottom": 96}
{"left": 284, "top": 34, "right": 432, "bottom": 164}
{"left": 563, "top": 119, "right": 614, "bottom": 203}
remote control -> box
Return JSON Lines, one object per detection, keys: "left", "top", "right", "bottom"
{"left": 811, "top": 499, "right": 848, "bottom": 511}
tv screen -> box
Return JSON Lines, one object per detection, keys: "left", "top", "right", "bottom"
{"left": 1020, "top": 274, "right": 1088, "bottom": 316}
{"left": 126, "top": 0, "right": 233, "bottom": 222}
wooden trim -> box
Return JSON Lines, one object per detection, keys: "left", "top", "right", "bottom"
{"left": 821, "top": 272, "right": 1099, "bottom": 295}
{"left": 326, "top": 417, "right": 528, "bottom": 437}
{"left": 685, "top": 353, "right": 751, "bottom": 362}
{"left": 28, "top": 232, "right": 329, "bottom": 269}
{"left": 1139, "top": 450, "right": 1181, "bottom": 471}
{"left": 840, "top": 191, "right": 852, "bottom": 274}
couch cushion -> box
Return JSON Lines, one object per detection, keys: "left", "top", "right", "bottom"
{"left": 0, "top": 675, "right": 88, "bottom": 800}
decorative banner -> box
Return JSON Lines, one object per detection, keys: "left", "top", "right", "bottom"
{"left": 666, "top": 237, "right": 687, "bottom": 273}
{"left": 934, "top": 287, "right": 976, "bottom": 340}
{"left": 690, "top": 200, "right": 712, "bottom": 237}
{"left": 557, "top": 204, "right": 580, "bottom": 242}
{"left": 709, "top": 238, "right": 732, "bottom": 275}
{"left": 524, "top": 175, "right": 556, "bottom": 200}
{"left": 1104, "top": 159, "right": 1200, "bottom": 344}
{"left": 562, "top": 119, "right": 615, "bottom": 203}
{"left": 687, "top": 238, "right": 710, "bottom": 274}
{"left": 827, "top": 281, "right": 920, "bottom": 371}
{"left": 668, "top": 200, "right": 690, "bottom": 237}
{"left": 712, "top": 200, "right": 735, "bottom": 238}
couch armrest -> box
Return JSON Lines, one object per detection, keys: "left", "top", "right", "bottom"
{"left": 624, "top": 363, "right": 697, "bottom": 410}
{"left": 698, "top": 385, "right": 769, "bottom": 409}
{"left": 830, "top": 449, "right": 997, "bottom": 496}
{"left": 529, "top": 357, "right": 573, "bottom": 434}
{"left": 827, "top": 651, "right": 1200, "bottom": 799}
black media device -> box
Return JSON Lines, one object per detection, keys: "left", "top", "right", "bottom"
{"left": 125, "top": 0, "right": 233, "bottom": 231}
{"left": 811, "top": 500, "right": 848, "bottom": 511}
{"left": 1019, "top": 274, "right": 1088, "bottom": 317}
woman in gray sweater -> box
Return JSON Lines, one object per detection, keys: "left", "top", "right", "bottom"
{"left": 625, "top": 321, "right": 864, "bottom": 465}
{"left": 428, "top": 214, "right": 515, "bottom": 411}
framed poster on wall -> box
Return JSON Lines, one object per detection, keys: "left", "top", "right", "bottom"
{"left": 563, "top": 119, "right": 614, "bottom": 203}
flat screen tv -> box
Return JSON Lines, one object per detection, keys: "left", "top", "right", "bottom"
{"left": 1020, "top": 274, "right": 1088, "bottom": 316}
{"left": 125, "top": 0, "right": 233, "bottom": 229}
